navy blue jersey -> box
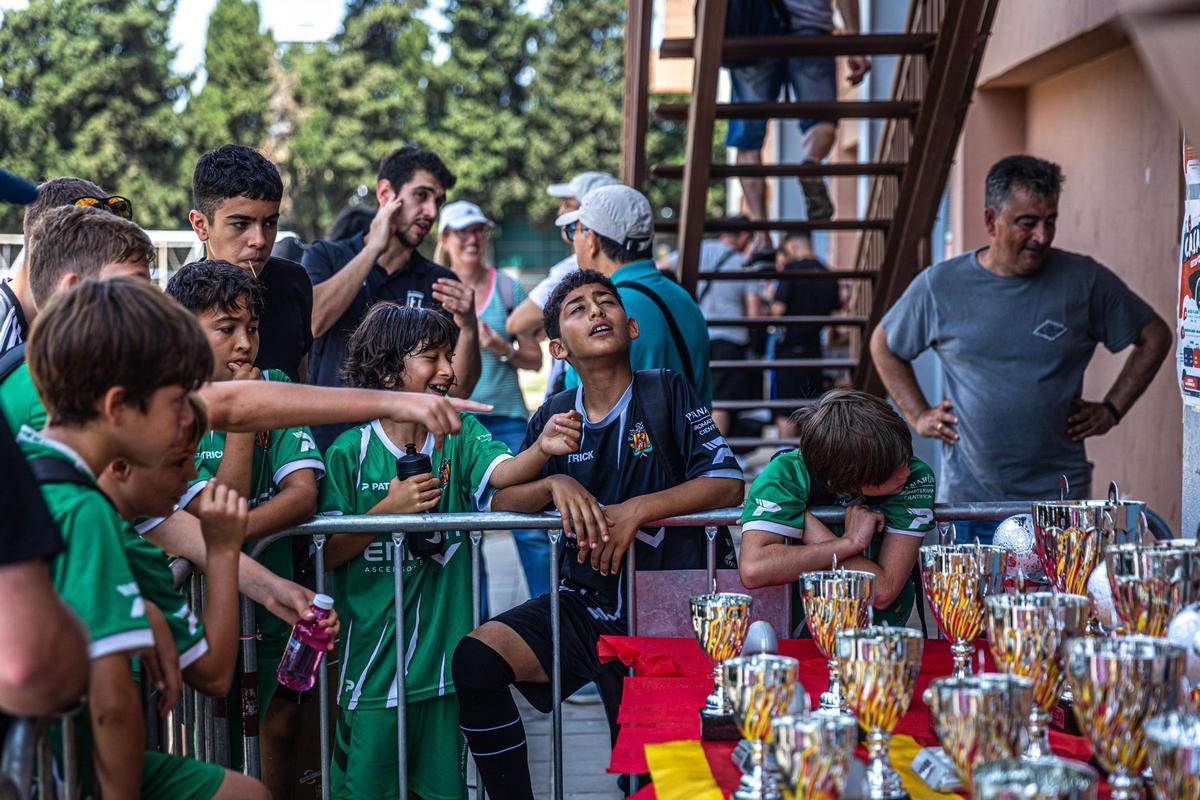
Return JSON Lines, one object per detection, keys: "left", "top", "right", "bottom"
{"left": 521, "top": 370, "right": 742, "bottom": 618}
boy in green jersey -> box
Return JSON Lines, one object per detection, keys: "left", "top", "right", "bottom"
{"left": 19, "top": 277, "right": 269, "bottom": 798}
{"left": 320, "top": 302, "right": 583, "bottom": 800}
{"left": 165, "top": 260, "right": 324, "bottom": 728}
{"left": 739, "top": 389, "right": 937, "bottom": 630}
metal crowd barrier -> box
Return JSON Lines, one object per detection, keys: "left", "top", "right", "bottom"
{"left": 1, "top": 502, "right": 1028, "bottom": 800}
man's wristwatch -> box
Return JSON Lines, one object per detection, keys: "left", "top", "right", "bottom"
{"left": 1102, "top": 400, "right": 1122, "bottom": 425}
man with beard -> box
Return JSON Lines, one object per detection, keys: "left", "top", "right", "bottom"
{"left": 302, "top": 145, "right": 481, "bottom": 449}
{"left": 870, "top": 154, "right": 1171, "bottom": 541}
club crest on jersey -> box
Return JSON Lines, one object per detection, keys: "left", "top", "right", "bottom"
{"left": 439, "top": 458, "right": 452, "bottom": 488}
{"left": 627, "top": 422, "right": 653, "bottom": 458}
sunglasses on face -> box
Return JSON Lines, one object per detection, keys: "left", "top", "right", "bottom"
{"left": 73, "top": 195, "right": 133, "bottom": 220}
{"left": 562, "top": 221, "right": 586, "bottom": 244}
{"left": 451, "top": 226, "right": 488, "bottom": 241}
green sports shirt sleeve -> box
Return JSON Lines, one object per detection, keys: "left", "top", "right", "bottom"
{"left": 740, "top": 450, "right": 811, "bottom": 539}
{"left": 457, "top": 413, "right": 513, "bottom": 510}
{"left": 123, "top": 525, "right": 208, "bottom": 668}
{"left": 876, "top": 458, "right": 937, "bottom": 537}
{"left": 0, "top": 361, "right": 46, "bottom": 432}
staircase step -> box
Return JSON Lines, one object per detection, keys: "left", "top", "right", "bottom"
{"left": 696, "top": 270, "right": 877, "bottom": 281}
{"left": 659, "top": 33, "right": 937, "bottom": 60}
{"left": 656, "top": 218, "right": 888, "bottom": 233}
{"left": 654, "top": 100, "right": 919, "bottom": 121}
{"left": 652, "top": 162, "right": 904, "bottom": 180}
{"left": 712, "top": 399, "right": 817, "bottom": 412}
{"left": 706, "top": 316, "right": 867, "bottom": 327}
{"left": 711, "top": 358, "right": 857, "bottom": 370}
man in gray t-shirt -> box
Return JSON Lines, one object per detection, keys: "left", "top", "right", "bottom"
{"left": 871, "top": 155, "right": 1171, "bottom": 506}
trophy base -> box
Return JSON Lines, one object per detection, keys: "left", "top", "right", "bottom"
{"left": 911, "top": 747, "right": 962, "bottom": 792}
{"left": 700, "top": 712, "right": 741, "bottom": 741}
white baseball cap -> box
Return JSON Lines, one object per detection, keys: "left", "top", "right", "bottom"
{"left": 555, "top": 184, "right": 654, "bottom": 255}
{"left": 546, "top": 171, "right": 619, "bottom": 200}
{"left": 439, "top": 201, "right": 494, "bottom": 234}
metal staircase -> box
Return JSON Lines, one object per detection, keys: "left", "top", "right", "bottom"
{"left": 619, "top": 0, "right": 999, "bottom": 448}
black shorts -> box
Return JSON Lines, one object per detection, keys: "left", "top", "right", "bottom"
{"left": 710, "top": 339, "right": 756, "bottom": 402}
{"left": 492, "top": 591, "right": 628, "bottom": 741}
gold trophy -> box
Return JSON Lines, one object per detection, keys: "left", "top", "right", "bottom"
{"left": 922, "top": 673, "right": 1034, "bottom": 788}
{"left": 799, "top": 569, "right": 875, "bottom": 714}
{"left": 770, "top": 712, "right": 857, "bottom": 800}
{"left": 1145, "top": 710, "right": 1200, "bottom": 800}
{"left": 985, "top": 592, "right": 1089, "bottom": 759}
{"left": 919, "top": 544, "right": 1006, "bottom": 678}
{"left": 724, "top": 654, "right": 800, "bottom": 800}
{"left": 1105, "top": 543, "right": 1191, "bottom": 637}
{"left": 835, "top": 626, "right": 923, "bottom": 800}
{"left": 1063, "top": 635, "right": 1186, "bottom": 800}
{"left": 972, "top": 758, "right": 1099, "bottom": 799}
{"left": 1032, "top": 502, "right": 1110, "bottom": 632}
{"left": 691, "top": 592, "right": 753, "bottom": 739}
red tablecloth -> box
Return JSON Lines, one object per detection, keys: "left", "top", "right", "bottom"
{"left": 598, "top": 635, "right": 1104, "bottom": 799}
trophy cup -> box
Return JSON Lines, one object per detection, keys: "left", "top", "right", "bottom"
{"left": 985, "top": 592, "right": 1089, "bottom": 759}
{"left": 771, "top": 712, "right": 857, "bottom": 800}
{"left": 724, "top": 654, "right": 800, "bottom": 800}
{"left": 835, "top": 626, "right": 923, "bottom": 800}
{"left": 919, "top": 544, "right": 1007, "bottom": 678}
{"left": 1145, "top": 710, "right": 1200, "bottom": 800}
{"left": 972, "top": 758, "right": 1099, "bottom": 799}
{"left": 1105, "top": 543, "right": 1191, "bottom": 637}
{"left": 799, "top": 569, "right": 875, "bottom": 714}
{"left": 919, "top": 673, "right": 1034, "bottom": 790}
{"left": 1063, "top": 635, "right": 1186, "bottom": 799}
{"left": 1032, "top": 500, "right": 1111, "bottom": 634}
{"left": 691, "top": 592, "right": 753, "bottom": 740}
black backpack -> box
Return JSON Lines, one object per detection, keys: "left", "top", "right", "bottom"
{"left": 0, "top": 341, "right": 25, "bottom": 384}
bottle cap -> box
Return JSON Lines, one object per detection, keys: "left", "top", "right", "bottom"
{"left": 312, "top": 594, "right": 335, "bottom": 611}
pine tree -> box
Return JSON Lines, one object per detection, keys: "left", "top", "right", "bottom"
{"left": 0, "top": 0, "right": 189, "bottom": 230}
{"left": 186, "top": 0, "right": 275, "bottom": 152}
{"left": 435, "top": 0, "right": 540, "bottom": 220}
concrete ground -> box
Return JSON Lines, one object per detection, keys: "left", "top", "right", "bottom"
{"left": 468, "top": 531, "right": 624, "bottom": 800}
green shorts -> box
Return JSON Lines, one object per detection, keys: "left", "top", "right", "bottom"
{"left": 142, "top": 751, "right": 226, "bottom": 800}
{"left": 331, "top": 698, "right": 467, "bottom": 800}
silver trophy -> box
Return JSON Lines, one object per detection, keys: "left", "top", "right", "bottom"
{"left": 972, "top": 758, "right": 1099, "bottom": 799}
{"left": 799, "top": 569, "right": 875, "bottom": 714}
{"left": 1106, "top": 543, "right": 1192, "bottom": 637}
{"left": 770, "top": 712, "right": 857, "bottom": 800}
{"left": 1063, "top": 635, "right": 1186, "bottom": 799}
{"left": 835, "top": 626, "right": 923, "bottom": 800}
{"left": 919, "top": 544, "right": 1006, "bottom": 678}
{"left": 1145, "top": 710, "right": 1200, "bottom": 800}
{"left": 724, "top": 654, "right": 800, "bottom": 800}
{"left": 922, "top": 673, "right": 1034, "bottom": 789}
{"left": 691, "top": 592, "right": 753, "bottom": 737}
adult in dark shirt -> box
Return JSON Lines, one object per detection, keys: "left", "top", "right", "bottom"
{"left": 302, "top": 145, "right": 481, "bottom": 449}
{"left": 188, "top": 145, "right": 313, "bottom": 383}
{"left": 772, "top": 234, "right": 841, "bottom": 438}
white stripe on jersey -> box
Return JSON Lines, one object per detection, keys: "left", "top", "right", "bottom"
{"left": 386, "top": 594, "right": 423, "bottom": 708}
{"left": 337, "top": 618, "right": 353, "bottom": 701}
{"left": 348, "top": 621, "right": 389, "bottom": 711}
{"left": 0, "top": 311, "right": 21, "bottom": 354}
{"left": 438, "top": 653, "right": 446, "bottom": 697}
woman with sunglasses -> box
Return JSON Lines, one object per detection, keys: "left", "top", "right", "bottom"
{"left": 435, "top": 201, "right": 550, "bottom": 602}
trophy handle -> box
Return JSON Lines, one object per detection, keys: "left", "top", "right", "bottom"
{"left": 1137, "top": 511, "right": 1150, "bottom": 541}
{"left": 1059, "top": 474, "right": 1070, "bottom": 501}
{"left": 1108, "top": 481, "right": 1120, "bottom": 504}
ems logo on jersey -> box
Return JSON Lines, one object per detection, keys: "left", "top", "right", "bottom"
{"left": 627, "top": 422, "right": 653, "bottom": 458}
{"left": 752, "top": 498, "right": 781, "bottom": 517}
{"left": 293, "top": 431, "right": 317, "bottom": 452}
{"left": 439, "top": 458, "right": 452, "bottom": 488}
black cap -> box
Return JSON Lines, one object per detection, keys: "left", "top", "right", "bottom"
{"left": 0, "top": 169, "right": 37, "bottom": 205}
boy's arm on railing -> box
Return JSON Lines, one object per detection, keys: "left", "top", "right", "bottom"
{"left": 243, "top": 471, "right": 319, "bottom": 542}
{"left": 493, "top": 475, "right": 610, "bottom": 549}
{"left": 88, "top": 655, "right": 146, "bottom": 799}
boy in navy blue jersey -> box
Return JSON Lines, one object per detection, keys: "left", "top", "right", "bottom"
{"left": 452, "top": 270, "right": 745, "bottom": 800}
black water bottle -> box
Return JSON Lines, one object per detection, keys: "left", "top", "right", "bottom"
{"left": 396, "top": 443, "right": 442, "bottom": 557}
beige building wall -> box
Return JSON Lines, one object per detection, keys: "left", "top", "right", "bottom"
{"left": 949, "top": 1, "right": 1182, "bottom": 526}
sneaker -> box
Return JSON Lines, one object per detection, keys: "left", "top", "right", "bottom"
{"left": 565, "top": 681, "right": 603, "bottom": 704}
{"left": 799, "top": 163, "right": 834, "bottom": 220}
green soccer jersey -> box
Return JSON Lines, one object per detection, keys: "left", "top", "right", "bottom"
{"left": 182, "top": 369, "right": 324, "bottom": 649}
{"left": 122, "top": 525, "right": 208, "bottom": 668}
{"left": 16, "top": 426, "right": 154, "bottom": 658}
{"left": 321, "top": 415, "right": 512, "bottom": 709}
{"left": 741, "top": 451, "right": 936, "bottom": 628}
{"left": 1, "top": 361, "right": 46, "bottom": 432}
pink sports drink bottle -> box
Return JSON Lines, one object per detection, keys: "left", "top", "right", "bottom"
{"left": 277, "top": 594, "right": 334, "bottom": 693}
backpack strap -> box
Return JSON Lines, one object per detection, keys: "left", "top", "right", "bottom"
{"left": 634, "top": 369, "right": 687, "bottom": 487}
{"left": 695, "top": 248, "right": 740, "bottom": 305}
{"left": 613, "top": 280, "right": 697, "bottom": 389}
{"left": 0, "top": 342, "right": 25, "bottom": 384}
{"left": 495, "top": 270, "right": 516, "bottom": 315}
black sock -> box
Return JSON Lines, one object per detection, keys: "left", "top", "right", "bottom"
{"left": 452, "top": 636, "right": 534, "bottom": 800}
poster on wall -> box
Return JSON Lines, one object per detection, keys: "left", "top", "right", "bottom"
{"left": 1177, "top": 139, "right": 1200, "bottom": 407}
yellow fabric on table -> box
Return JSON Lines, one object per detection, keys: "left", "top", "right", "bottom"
{"left": 644, "top": 740, "right": 724, "bottom": 800}
{"left": 890, "top": 734, "right": 963, "bottom": 800}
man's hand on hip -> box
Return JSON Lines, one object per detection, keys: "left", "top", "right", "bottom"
{"left": 915, "top": 399, "right": 959, "bottom": 444}
{"left": 1067, "top": 399, "right": 1116, "bottom": 441}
